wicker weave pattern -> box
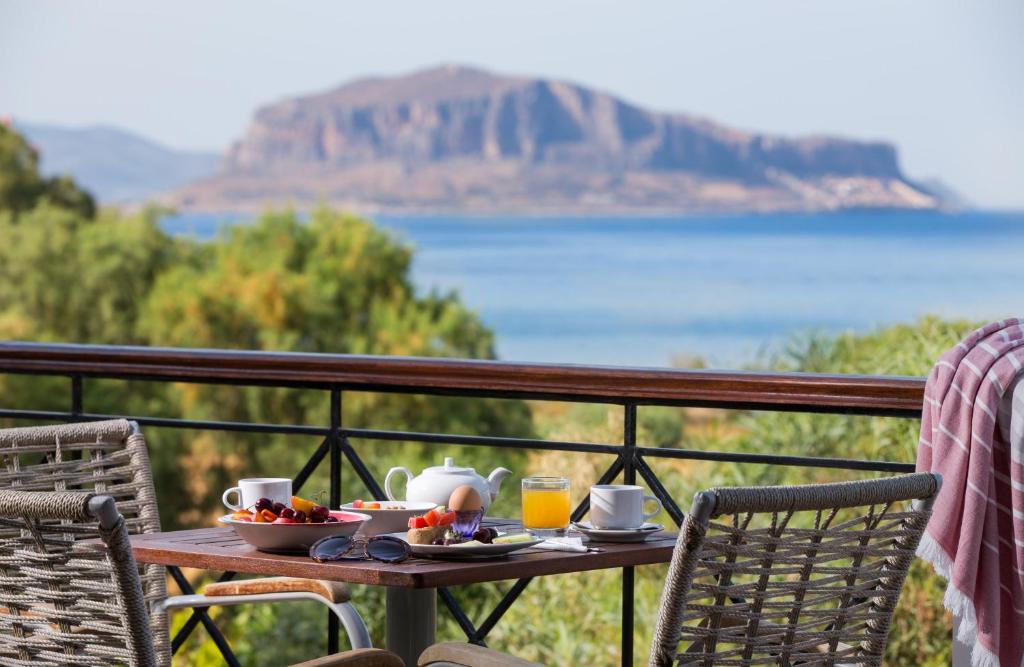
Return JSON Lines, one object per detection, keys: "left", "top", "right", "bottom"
{"left": 0, "top": 421, "right": 168, "bottom": 665}
{"left": 649, "top": 473, "right": 939, "bottom": 667}
{"left": 0, "top": 490, "right": 156, "bottom": 666}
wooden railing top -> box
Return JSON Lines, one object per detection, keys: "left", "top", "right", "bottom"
{"left": 0, "top": 342, "right": 926, "bottom": 416}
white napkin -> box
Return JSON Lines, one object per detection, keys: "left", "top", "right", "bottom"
{"left": 532, "top": 536, "right": 588, "bottom": 553}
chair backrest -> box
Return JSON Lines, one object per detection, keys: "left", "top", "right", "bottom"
{"left": 0, "top": 420, "right": 169, "bottom": 663}
{"left": 649, "top": 472, "right": 941, "bottom": 667}
{"left": 0, "top": 489, "right": 157, "bottom": 666}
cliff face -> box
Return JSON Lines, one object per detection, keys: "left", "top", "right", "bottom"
{"left": 175, "top": 65, "right": 938, "bottom": 213}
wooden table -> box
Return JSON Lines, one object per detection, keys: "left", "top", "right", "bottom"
{"left": 128, "top": 519, "right": 678, "bottom": 666}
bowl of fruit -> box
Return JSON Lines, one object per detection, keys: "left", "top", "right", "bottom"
{"left": 339, "top": 499, "right": 439, "bottom": 537}
{"left": 220, "top": 495, "right": 370, "bottom": 554}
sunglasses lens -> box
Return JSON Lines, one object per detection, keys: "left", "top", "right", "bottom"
{"left": 310, "top": 535, "right": 352, "bottom": 561}
{"left": 366, "top": 537, "right": 410, "bottom": 563}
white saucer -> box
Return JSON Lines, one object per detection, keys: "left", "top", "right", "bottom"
{"left": 571, "top": 521, "right": 664, "bottom": 543}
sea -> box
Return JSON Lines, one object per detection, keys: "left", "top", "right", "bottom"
{"left": 161, "top": 210, "right": 1024, "bottom": 369}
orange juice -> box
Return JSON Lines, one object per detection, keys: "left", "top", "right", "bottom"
{"left": 522, "top": 487, "right": 571, "bottom": 529}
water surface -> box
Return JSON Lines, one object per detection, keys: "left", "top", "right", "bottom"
{"left": 162, "top": 211, "right": 1024, "bottom": 368}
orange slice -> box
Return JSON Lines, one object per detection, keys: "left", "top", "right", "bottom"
{"left": 291, "top": 495, "right": 317, "bottom": 515}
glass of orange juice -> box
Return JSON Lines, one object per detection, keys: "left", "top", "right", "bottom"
{"left": 522, "top": 476, "right": 571, "bottom": 536}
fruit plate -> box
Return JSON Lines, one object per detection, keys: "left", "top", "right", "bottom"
{"left": 339, "top": 501, "right": 439, "bottom": 537}
{"left": 219, "top": 511, "right": 371, "bottom": 554}
{"left": 385, "top": 531, "right": 543, "bottom": 560}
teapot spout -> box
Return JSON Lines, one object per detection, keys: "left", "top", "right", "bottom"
{"left": 487, "top": 467, "right": 513, "bottom": 501}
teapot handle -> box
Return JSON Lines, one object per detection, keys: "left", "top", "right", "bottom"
{"left": 384, "top": 467, "right": 413, "bottom": 501}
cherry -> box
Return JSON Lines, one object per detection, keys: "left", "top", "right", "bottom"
{"left": 254, "top": 498, "right": 274, "bottom": 513}
{"left": 310, "top": 506, "right": 330, "bottom": 523}
{"left": 293, "top": 509, "right": 307, "bottom": 524}
{"left": 279, "top": 507, "right": 296, "bottom": 520}
{"left": 472, "top": 528, "right": 494, "bottom": 544}
{"left": 271, "top": 502, "right": 287, "bottom": 515}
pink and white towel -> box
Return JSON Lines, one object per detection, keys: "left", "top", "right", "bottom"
{"left": 917, "top": 318, "right": 1024, "bottom": 667}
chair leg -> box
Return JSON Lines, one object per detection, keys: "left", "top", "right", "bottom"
{"left": 156, "top": 592, "right": 372, "bottom": 649}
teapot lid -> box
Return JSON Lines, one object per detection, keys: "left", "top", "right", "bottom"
{"left": 424, "top": 457, "right": 474, "bottom": 474}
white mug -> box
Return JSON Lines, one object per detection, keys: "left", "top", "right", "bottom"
{"left": 222, "top": 478, "right": 292, "bottom": 512}
{"left": 589, "top": 484, "right": 662, "bottom": 529}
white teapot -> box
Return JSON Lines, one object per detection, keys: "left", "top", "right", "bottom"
{"left": 385, "top": 457, "right": 512, "bottom": 513}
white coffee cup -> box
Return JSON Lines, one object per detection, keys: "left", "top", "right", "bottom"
{"left": 589, "top": 484, "right": 662, "bottom": 529}
{"left": 222, "top": 478, "right": 293, "bottom": 512}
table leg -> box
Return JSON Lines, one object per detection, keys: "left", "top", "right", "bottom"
{"left": 953, "top": 616, "right": 971, "bottom": 667}
{"left": 386, "top": 587, "right": 436, "bottom": 667}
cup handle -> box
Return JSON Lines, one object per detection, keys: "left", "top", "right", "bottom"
{"left": 384, "top": 467, "right": 412, "bottom": 502}
{"left": 642, "top": 494, "right": 663, "bottom": 521}
{"left": 222, "top": 487, "right": 242, "bottom": 511}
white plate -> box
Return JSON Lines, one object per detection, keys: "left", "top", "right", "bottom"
{"left": 572, "top": 521, "right": 664, "bottom": 543}
{"left": 339, "top": 501, "right": 439, "bottom": 537}
{"left": 219, "top": 510, "right": 370, "bottom": 554}
{"left": 385, "top": 531, "right": 542, "bottom": 559}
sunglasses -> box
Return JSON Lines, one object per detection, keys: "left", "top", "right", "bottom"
{"left": 310, "top": 534, "right": 411, "bottom": 563}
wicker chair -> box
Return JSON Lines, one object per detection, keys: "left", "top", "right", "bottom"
{"left": 0, "top": 420, "right": 371, "bottom": 665}
{"left": 0, "top": 489, "right": 401, "bottom": 667}
{"left": 648, "top": 471, "right": 941, "bottom": 666}
{"left": 417, "top": 472, "right": 941, "bottom": 667}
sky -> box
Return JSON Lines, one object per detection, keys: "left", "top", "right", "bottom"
{"left": 1, "top": 0, "right": 1021, "bottom": 208}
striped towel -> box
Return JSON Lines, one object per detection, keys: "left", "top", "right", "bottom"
{"left": 917, "top": 319, "right": 1024, "bottom": 667}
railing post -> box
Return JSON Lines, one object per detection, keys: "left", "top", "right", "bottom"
{"left": 330, "top": 387, "right": 342, "bottom": 509}
{"left": 69, "top": 375, "right": 84, "bottom": 462}
{"left": 70, "top": 375, "right": 82, "bottom": 419}
{"left": 622, "top": 402, "right": 637, "bottom": 667}
{"left": 328, "top": 387, "right": 343, "bottom": 654}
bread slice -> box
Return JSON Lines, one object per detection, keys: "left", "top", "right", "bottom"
{"left": 407, "top": 525, "right": 444, "bottom": 545}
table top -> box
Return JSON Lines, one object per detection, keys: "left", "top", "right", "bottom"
{"left": 127, "top": 519, "right": 678, "bottom": 589}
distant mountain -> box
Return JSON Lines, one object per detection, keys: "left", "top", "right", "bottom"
{"left": 16, "top": 122, "right": 218, "bottom": 203}
{"left": 174, "top": 65, "right": 944, "bottom": 213}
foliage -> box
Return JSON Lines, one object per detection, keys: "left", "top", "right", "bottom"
{"left": 0, "top": 204, "right": 186, "bottom": 344}
{"left": 0, "top": 124, "right": 95, "bottom": 218}
{"left": 0, "top": 201, "right": 534, "bottom": 663}
{"left": 487, "top": 317, "right": 974, "bottom": 666}
{"left": 742, "top": 317, "right": 975, "bottom": 666}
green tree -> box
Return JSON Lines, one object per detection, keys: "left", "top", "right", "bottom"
{"left": 0, "top": 124, "right": 95, "bottom": 218}
{"left": 606, "top": 318, "right": 969, "bottom": 666}
{"left": 135, "top": 208, "right": 532, "bottom": 527}
{"left": 0, "top": 186, "right": 535, "bottom": 663}
{"left": 737, "top": 316, "right": 973, "bottom": 666}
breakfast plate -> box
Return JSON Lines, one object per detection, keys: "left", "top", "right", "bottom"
{"left": 571, "top": 521, "right": 664, "bottom": 543}
{"left": 385, "top": 531, "right": 542, "bottom": 560}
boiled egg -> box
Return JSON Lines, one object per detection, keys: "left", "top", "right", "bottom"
{"left": 448, "top": 485, "right": 483, "bottom": 512}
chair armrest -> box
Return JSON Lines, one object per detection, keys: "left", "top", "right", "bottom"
{"left": 289, "top": 648, "right": 404, "bottom": 667}
{"left": 203, "top": 577, "right": 350, "bottom": 603}
{"left": 418, "top": 643, "right": 544, "bottom": 667}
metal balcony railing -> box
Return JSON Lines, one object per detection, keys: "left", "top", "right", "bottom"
{"left": 0, "top": 342, "right": 926, "bottom": 666}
